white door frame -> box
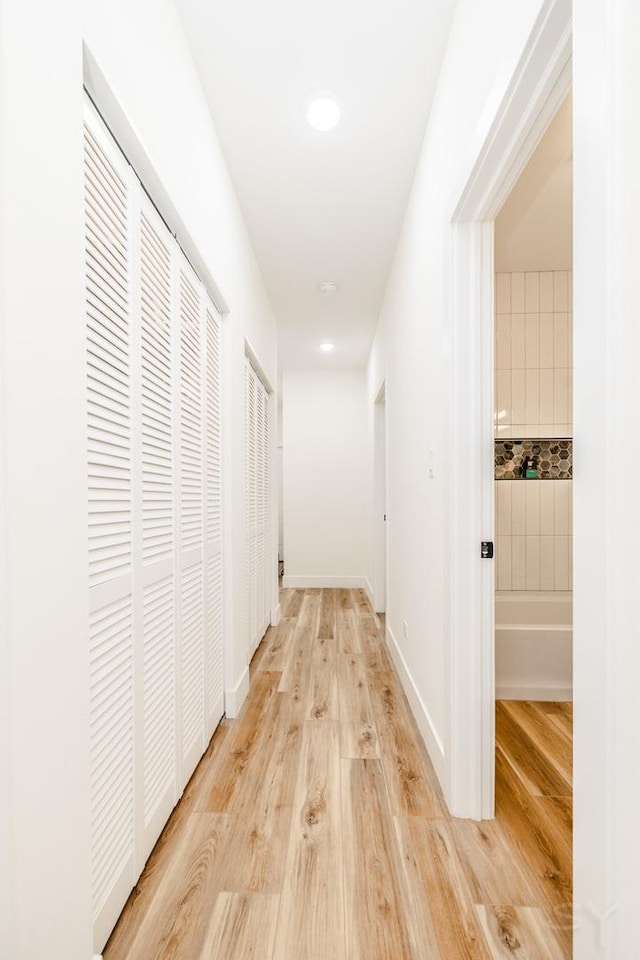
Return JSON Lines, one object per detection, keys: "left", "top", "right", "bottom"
{"left": 374, "top": 382, "right": 387, "bottom": 613}
{"left": 447, "top": 0, "right": 572, "bottom": 819}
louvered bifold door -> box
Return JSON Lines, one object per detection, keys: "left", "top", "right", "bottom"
{"left": 245, "top": 360, "right": 271, "bottom": 658}
{"left": 259, "top": 379, "right": 271, "bottom": 636}
{"left": 134, "top": 194, "right": 177, "bottom": 868}
{"left": 84, "top": 104, "right": 135, "bottom": 952}
{"left": 177, "top": 256, "right": 206, "bottom": 788}
{"left": 205, "top": 299, "right": 224, "bottom": 736}
{"left": 255, "top": 379, "right": 266, "bottom": 640}
{"left": 245, "top": 360, "right": 258, "bottom": 654}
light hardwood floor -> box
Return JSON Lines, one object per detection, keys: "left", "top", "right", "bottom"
{"left": 104, "top": 588, "right": 572, "bottom": 960}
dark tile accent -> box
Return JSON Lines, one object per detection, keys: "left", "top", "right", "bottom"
{"left": 495, "top": 439, "right": 573, "bottom": 480}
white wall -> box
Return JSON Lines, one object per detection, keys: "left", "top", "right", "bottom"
{"left": 0, "top": 0, "right": 277, "bottom": 956}
{"left": 0, "top": 9, "right": 11, "bottom": 949}
{"left": 282, "top": 370, "right": 368, "bottom": 590}
{"left": 1, "top": 2, "right": 91, "bottom": 959}
{"left": 574, "top": 2, "right": 640, "bottom": 955}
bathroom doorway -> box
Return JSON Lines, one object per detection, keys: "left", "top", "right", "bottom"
{"left": 491, "top": 92, "right": 573, "bottom": 953}
{"left": 493, "top": 94, "right": 573, "bottom": 703}
{"left": 447, "top": 1, "right": 572, "bottom": 822}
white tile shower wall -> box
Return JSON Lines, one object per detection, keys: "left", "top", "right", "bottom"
{"left": 495, "top": 479, "right": 573, "bottom": 591}
{"left": 495, "top": 271, "right": 573, "bottom": 439}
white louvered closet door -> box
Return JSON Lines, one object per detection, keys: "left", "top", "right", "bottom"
{"left": 259, "top": 376, "right": 271, "bottom": 636}
{"left": 245, "top": 359, "right": 258, "bottom": 653}
{"left": 85, "top": 109, "right": 135, "bottom": 951}
{"left": 177, "top": 256, "right": 206, "bottom": 787}
{"left": 85, "top": 98, "right": 226, "bottom": 954}
{"left": 245, "top": 359, "right": 271, "bottom": 657}
{"left": 255, "top": 380, "right": 266, "bottom": 638}
{"left": 134, "top": 194, "right": 176, "bottom": 867}
{"left": 205, "top": 300, "right": 224, "bottom": 735}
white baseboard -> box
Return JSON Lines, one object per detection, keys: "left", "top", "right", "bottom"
{"left": 496, "top": 683, "right": 573, "bottom": 701}
{"left": 281, "top": 575, "right": 366, "bottom": 589}
{"left": 385, "top": 624, "right": 446, "bottom": 787}
{"left": 271, "top": 603, "right": 281, "bottom": 626}
{"left": 364, "top": 577, "right": 375, "bottom": 610}
{"left": 225, "top": 665, "right": 250, "bottom": 719}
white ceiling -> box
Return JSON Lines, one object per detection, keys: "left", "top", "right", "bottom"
{"left": 495, "top": 94, "right": 573, "bottom": 272}
{"left": 175, "top": 0, "right": 458, "bottom": 370}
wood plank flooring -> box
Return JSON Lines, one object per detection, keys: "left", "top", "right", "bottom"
{"left": 104, "top": 588, "right": 572, "bottom": 960}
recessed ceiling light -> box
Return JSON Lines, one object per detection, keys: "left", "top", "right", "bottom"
{"left": 307, "top": 97, "right": 341, "bottom": 132}
{"left": 320, "top": 342, "right": 335, "bottom": 352}
{"left": 318, "top": 280, "right": 338, "bottom": 296}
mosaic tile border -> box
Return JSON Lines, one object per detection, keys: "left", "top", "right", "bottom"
{"left": 495, "top": 439, "right": 572, "bottom": 480}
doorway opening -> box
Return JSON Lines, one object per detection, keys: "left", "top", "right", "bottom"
{"left": 493, "top": 93, "right": 573, "bottom": 700}
{"left": 374, "top": 384, "right": 387, "bottom": 614}
{"left": 491, "top": 92, "right": 573, "bottom": 951}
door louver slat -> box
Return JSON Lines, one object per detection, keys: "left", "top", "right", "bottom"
{"left": 245, "top": 359, "right": 271, "bottom": 656}
{"left": 142, "top": 575, "right": 175, "bottom": 828}
{"left": 180, "top": 561, "right": 204, "bottom": 760}
{"left": 179, "top": 269, "right": 203, "bottom": 554}
{"left": 85, "top": 124, "right": 131, "bottom": 592}
{"left": 89, "top": 595, "right": 134, "bottom": 920}
{"left": 141, "top": 211, "right": 173, "bottom": 567}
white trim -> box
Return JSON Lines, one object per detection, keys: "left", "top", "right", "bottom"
{"left": 452, "top": 1, "right": 572, "bottom": 223}
{"left": 364, "top": 578, "right": 375, "bottom": 610}
{"left": 271, "top": 603, "right": 281, "bottom": 626}
{"left": 448, "top": 220, "right": 496, "bottom": 821}
{"left": 496, "top": 684, "right": 573, "bottom": 702}
{"left": 281, "top": 575, "right": 367, "bottom": 590}
{"left": 225, "top": 666, "right": 250, "bottom": 719}
{"left": 386, "top": 625, "right": 445, "bottom": 786}
{"left": 244, "top": 336, "right": 274, "bottom": 394}
{"left": 447, "top": 0, "right": 572, "bottom": 820}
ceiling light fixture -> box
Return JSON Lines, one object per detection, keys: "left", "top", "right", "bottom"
{"left": 307, "top": 96, "right": 341, "bottom": 132}
{"left": 319, "top": 342, "right": 335, "bottom": 353}
{"left": 318, "top": 280, "right": 338, "bottom": 296}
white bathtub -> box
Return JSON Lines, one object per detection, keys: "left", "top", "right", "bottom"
{"left": 495, "top": 591, "right": 573, "bottom": 701}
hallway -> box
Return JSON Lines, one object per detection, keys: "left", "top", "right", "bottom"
{"left": 103, "top": 588, "right": 572, "bottom": 959}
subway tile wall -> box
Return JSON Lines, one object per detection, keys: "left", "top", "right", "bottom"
{"left": 495, "top": 271, "right": 573, "bottom": 438}
{"left": 495, "top": 480, "right": 572, "bottom": 591}
{"left": 495, "top": 270, "right": 573, "bottom": 592}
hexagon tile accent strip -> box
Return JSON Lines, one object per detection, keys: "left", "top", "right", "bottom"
{"left": 495, "top": 439, "right": 572, "bottom": 480}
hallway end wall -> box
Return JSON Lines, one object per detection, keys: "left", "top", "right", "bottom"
{"left": 282, "top": 369, "right": 369, "bottom": 592}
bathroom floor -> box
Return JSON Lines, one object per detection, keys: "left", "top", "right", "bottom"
{"left": 493, "top": 699, "right": 572, "bottom": 952}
